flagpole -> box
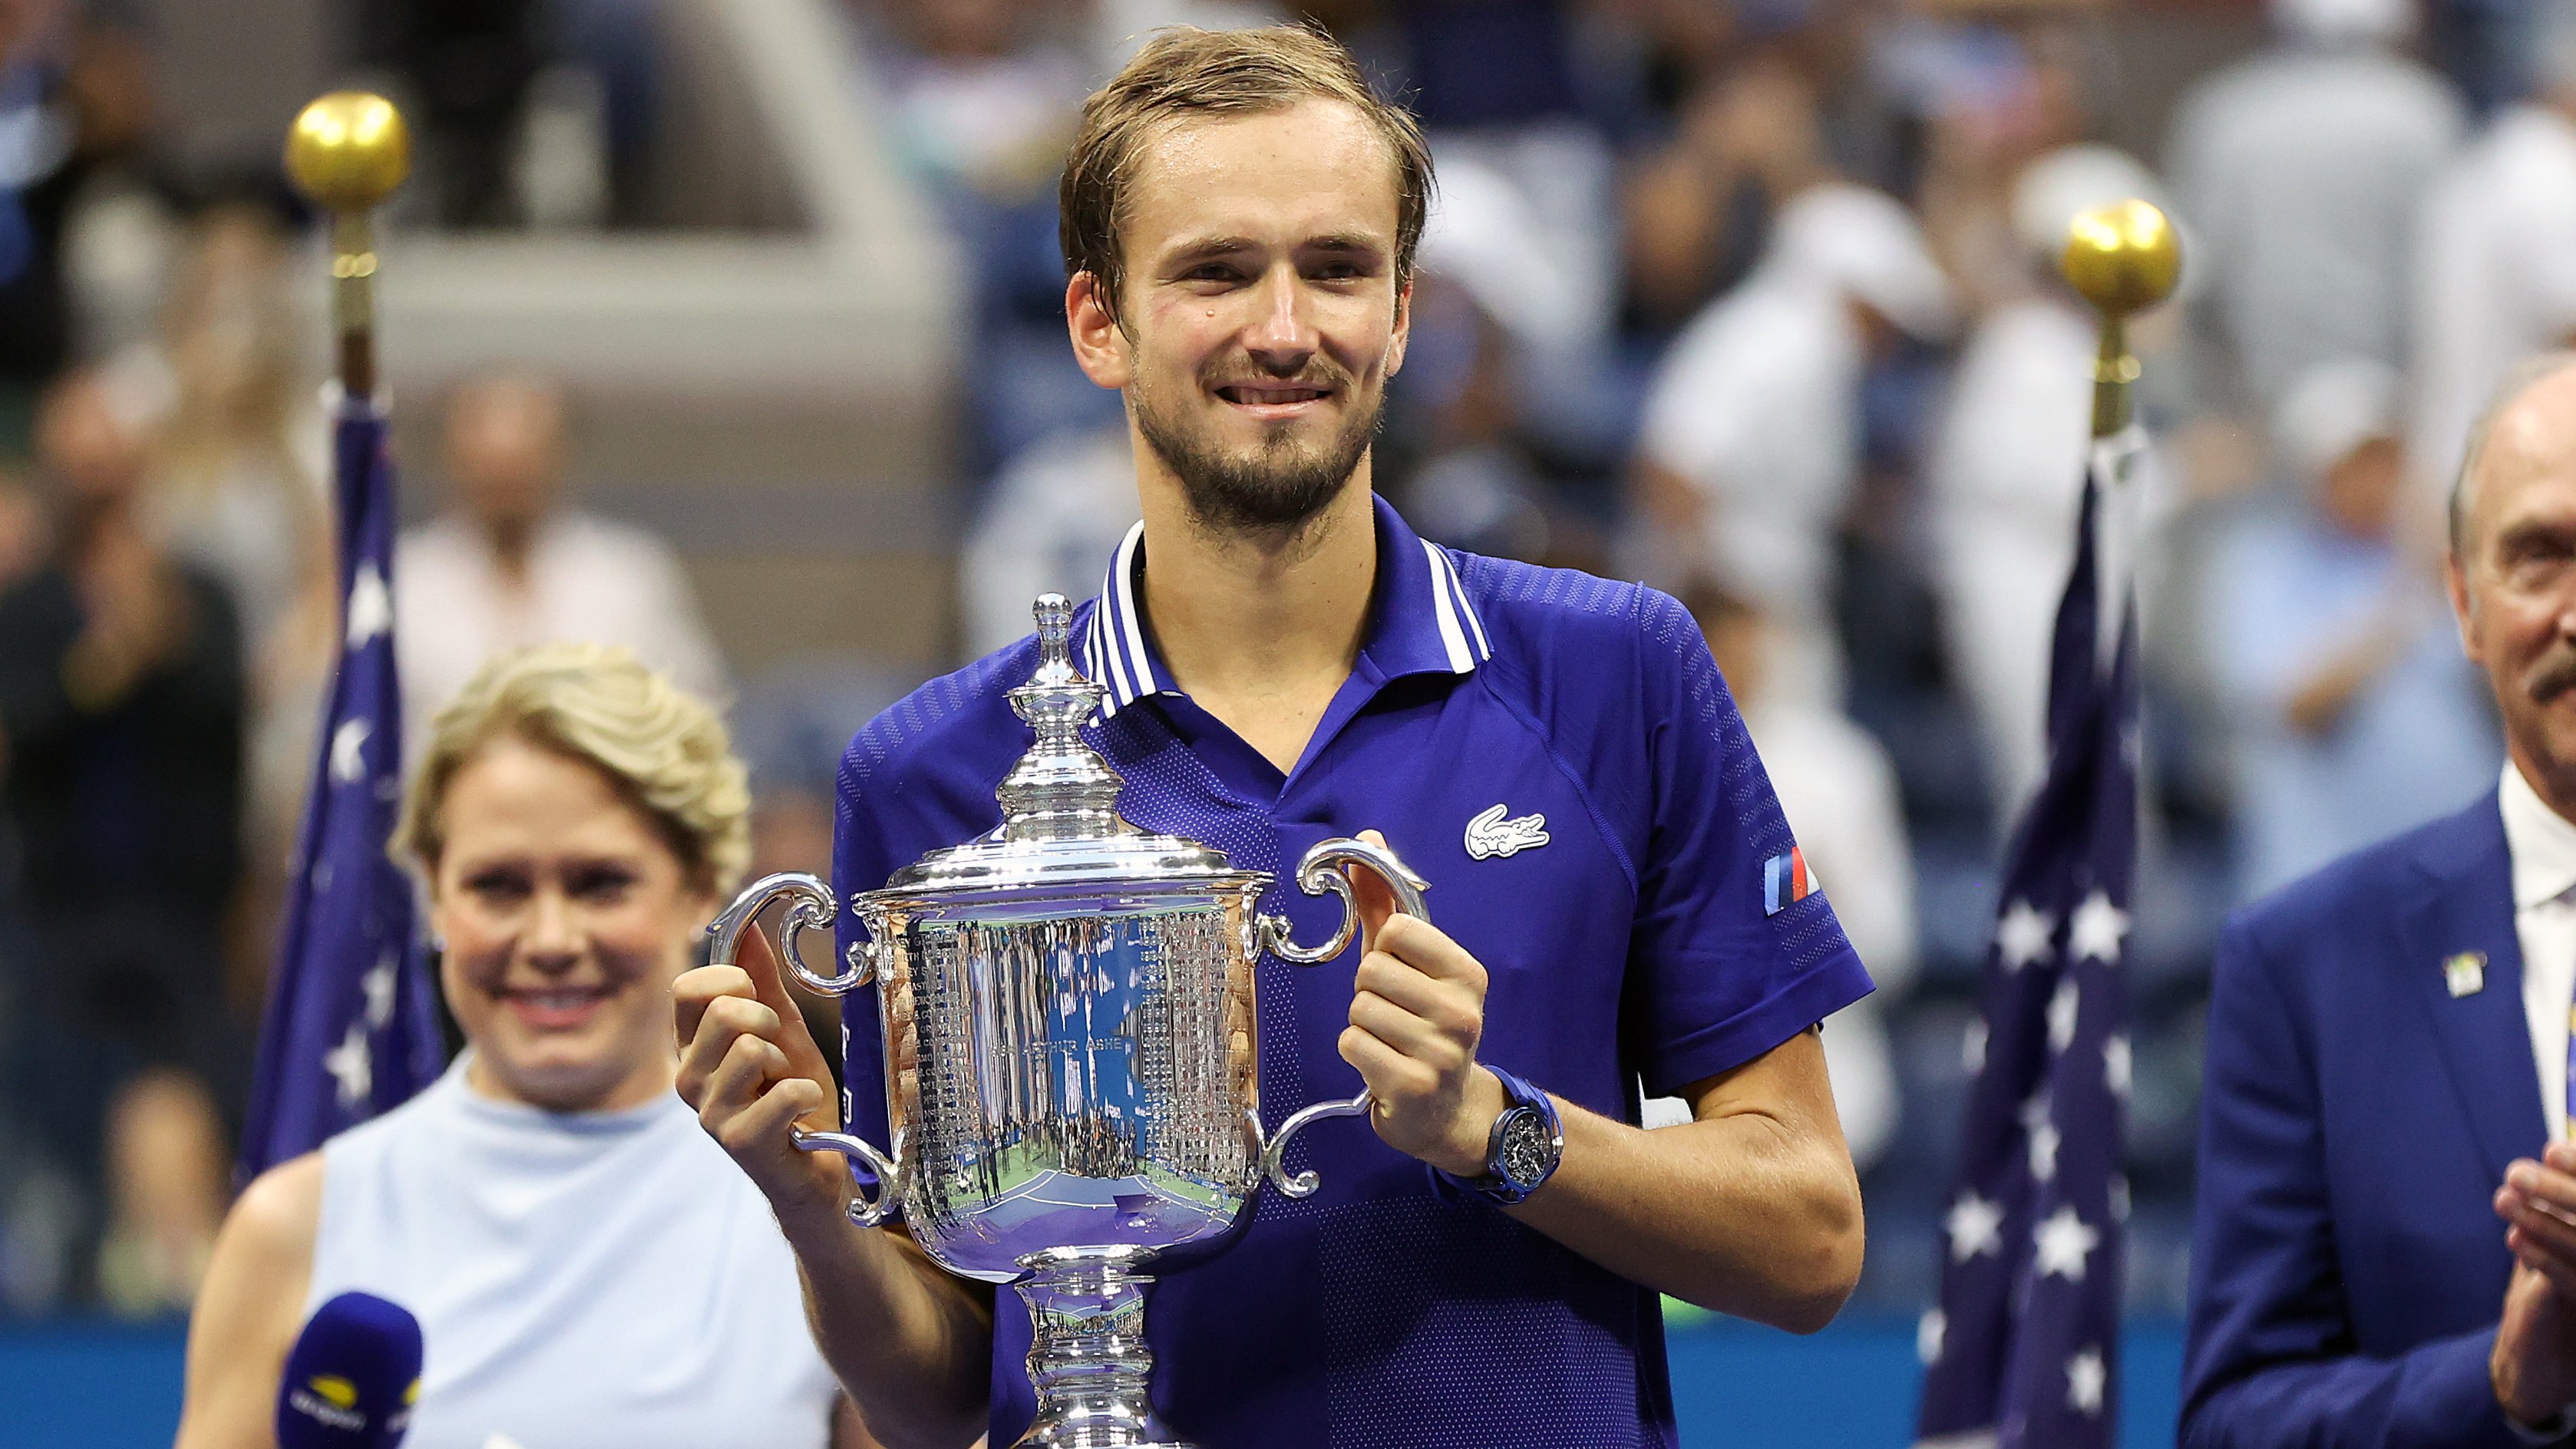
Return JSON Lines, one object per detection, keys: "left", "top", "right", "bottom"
{"left": 1913, "top": 202, "right": 2181, "bottom": 1447}
{"left": 2062, "top": 200, "right": 2181, "bottom": 440}
{"left": 240, "top": 92, "right": 432, "bottom": 1180}
{"left": 284, "top": 92, "right": 410, "bottom": 402}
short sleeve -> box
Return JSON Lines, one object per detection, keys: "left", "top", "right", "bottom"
{"left": 1626, "top": 587, "right": 1875, "bottom": 1094}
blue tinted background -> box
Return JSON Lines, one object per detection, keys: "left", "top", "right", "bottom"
{"left": 0, "top": 1315, "right": 2186, "bottom": 1447}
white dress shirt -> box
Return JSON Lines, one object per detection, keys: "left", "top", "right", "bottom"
{"left": 2500, "top": 761, "right": 2576, "bottom": 1143}
{"left": 394, "top": 511, "right": 728, "bottom": 761}
{"left": 1637, "top": 277, "right": 1858, "bottom": 639}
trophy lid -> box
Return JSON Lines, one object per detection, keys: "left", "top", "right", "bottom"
{"left": 867, "top": 595, "right": 1251, "bottom": 902}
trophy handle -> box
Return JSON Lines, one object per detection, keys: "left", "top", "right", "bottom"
{"left": 793, "top": 1127, "right": 905, "bottom": 1229}
{"left": 706, "top": 873, "right": 904, "bottom": 1226}
{"left": 706, "top": 871, "right": 873, "bottom": 995}
{"left": 1253, "top": 837, "right": 1432, "bottom": 1199}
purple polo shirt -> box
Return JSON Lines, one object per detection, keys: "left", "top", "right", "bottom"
{"left": 832, "top": 494, "right": 1872, "bottom": 1448}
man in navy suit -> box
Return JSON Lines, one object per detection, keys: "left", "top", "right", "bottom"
{"left": 2184, "top": 352, "right": 2576, "bottom": 1445}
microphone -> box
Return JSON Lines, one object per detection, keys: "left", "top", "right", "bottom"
{"left": 275, "top": 1291, "right": 424, "bottom": 1448}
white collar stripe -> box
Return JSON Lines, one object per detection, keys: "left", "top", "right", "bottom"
{"left": 1084, "top": 606, "right": 1121, "bottom": 718}
{"left": 1432, "top": 543, "right": 1492, "bottom": 662}
{"left": 1111, "top": 523, "right": 1158, "bottom": 701}
{"left": 1086, "top": 523, "right": 1488, "bottom": 710}
{"left": 1421, "top": 538, "right": 1476, "bottom": 673}
{"left": 1092, "top": 553, "right": 1136, "bottom": 708}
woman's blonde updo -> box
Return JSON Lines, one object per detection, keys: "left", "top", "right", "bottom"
{"left": 394, "top": 643, "right": 751, "bottom": 897}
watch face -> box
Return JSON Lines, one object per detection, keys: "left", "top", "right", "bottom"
{"left": 1498, "top": 1110, "right": 1558, "bottom": 1187}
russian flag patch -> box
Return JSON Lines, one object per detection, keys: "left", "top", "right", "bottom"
{"left": 1763, "top": 847, "right": 1819, "bottom": 916}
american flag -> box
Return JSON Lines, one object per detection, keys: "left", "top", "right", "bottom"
{"left": 1915, "top": 425, "right": 2143, "bottom": 1448}
{"left": 239, "top": 395, "right": 444, "bottom": 1177}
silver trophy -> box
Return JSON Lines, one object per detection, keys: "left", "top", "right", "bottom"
{"left": 709, "top": 594, "right": 1427, "bottom": 1449}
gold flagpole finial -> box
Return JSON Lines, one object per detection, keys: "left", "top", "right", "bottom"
{"left": 286, "top": 93, "right": 409, "bottom": 401}
{"left": 286, "top": 91, "right": 409, "bottom": 213}
{"left": 2061, "top": 200, "right": 2181, "bottom": 440}
{"left": 2062, "top": 200, "right": 2180, "bottom": 321}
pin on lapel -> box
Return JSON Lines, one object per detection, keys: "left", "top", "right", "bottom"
{"left": 2443, "top": 951, "right": 2488, "bottom": 999}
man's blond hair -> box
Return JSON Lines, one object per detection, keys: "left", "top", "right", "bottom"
{"left": 394, "top": 643, "right": 750, "bottom": 896}
{"left": 1058, "top": 24, "right": 1434, "bottom": 326}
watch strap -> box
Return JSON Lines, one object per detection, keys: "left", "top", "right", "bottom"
{"left": 1432, "top": 1066, "right": 1562, "bottom": 1206}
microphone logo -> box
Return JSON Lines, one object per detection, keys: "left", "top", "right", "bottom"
{"left": 287, "top": 1376, "right": 368, "bottom": 1433}
{"left": 284, "top": 1371, "right": 418, "bottom": 1436}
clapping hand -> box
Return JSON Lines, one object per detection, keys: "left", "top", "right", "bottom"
{"left": 2492, "top": 1142, "right": 2576, "bottom": 1424}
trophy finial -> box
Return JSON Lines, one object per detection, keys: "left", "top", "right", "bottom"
{"left": 996, "top": 595, "right": 1131, "bottom": 840}
{"left": 1033, "top": 593, "right": 1074, "bottom": 678}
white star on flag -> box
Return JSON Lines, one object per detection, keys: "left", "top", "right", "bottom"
{"left": 1996, "top": 899, "right": 2055, "bottom": 970}
{"left": 362, "top": 953, "right": 397, "bottom": 1029}
{"left": 330, "top": 718, "right": 372, "bottom": 784}
{"left": 1945, "top": 1191, "right": 2005, "bottom": 1263}
{"left": 323, "top": 1022, "right": 373, "bottom": 1108}
{"left": 2068, "top": 890, "right": 2130, "bottom": 964}
{"left": 2104, "top": 1033, "right": 2132, "bottom": 1098}
{"left": 2067, "top": 1346, "right": 2107, "bottom": 1416}
{"left": 2023, "top": 1092, "right": 2061, "bottom": 1182}
{"left": 345, "top": 562, "right": 391, "bottom": 646}
{"left": 2034, "top": 1205, "right": 2101, "bottom": 1282}
{"left": 2047, "top": 977, "right": 2082, "bottom": 1054}
{"left": 1918, "top": 1308, "right": 1947, "bottom": 1365}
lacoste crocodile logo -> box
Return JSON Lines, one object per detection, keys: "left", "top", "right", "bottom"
{"left": 1465, "top": 804, "right": 1550, "bottom": 860}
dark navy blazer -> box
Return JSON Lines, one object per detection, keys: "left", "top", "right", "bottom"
{"left": 2182, "top": 791, "right": 2551, "bottom": 1447}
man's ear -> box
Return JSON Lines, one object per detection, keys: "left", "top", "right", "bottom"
{"left": 1066, "top": 272, "right": 1132, "bottom": 391}
{"left": 1385, "top": 277, "right": 1413, "bottom": 379}
{"left": 2446, "top": 549, "right": 2482, "bottom": 664}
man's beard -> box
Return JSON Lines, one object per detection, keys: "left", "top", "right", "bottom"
{"left": 1132, "top": 365, "right": 1382, "bottom": 536}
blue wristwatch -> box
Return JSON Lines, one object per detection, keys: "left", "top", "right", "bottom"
{"left": 1438, "top": 1066, "right": 1563, "bottom": 1206}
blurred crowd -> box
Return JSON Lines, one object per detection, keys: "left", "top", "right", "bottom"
{"left": 0, "top": 0, "right": 2564, "bottom": 1323}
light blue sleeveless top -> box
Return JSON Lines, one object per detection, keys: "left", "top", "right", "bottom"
{"left": 309, "top": 1058, "right": 840, "bottom": 1449}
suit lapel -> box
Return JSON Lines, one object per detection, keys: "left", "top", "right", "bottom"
{"left": 2398, "top": 793, "right": 2549, "bottom": 1182}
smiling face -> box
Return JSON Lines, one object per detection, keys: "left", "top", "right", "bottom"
{"left": 1069, "top": 98, "right": 1410, "bottom": 536}
{"left": 428, "top": 734, "right": 715, "bottom": 1114}
{"left": 2451, "top": 365, "right": 2576, "bottom": 813}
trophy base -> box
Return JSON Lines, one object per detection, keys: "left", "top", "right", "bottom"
{"left": 1012, "top": 1247, "right": 1193, "bottom": 1449}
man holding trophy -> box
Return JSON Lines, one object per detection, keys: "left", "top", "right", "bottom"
{"left": 676, "top": 24, "right": 1873, "bottom": 1449}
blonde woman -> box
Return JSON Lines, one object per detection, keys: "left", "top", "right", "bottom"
{"left": 174, "top": 645, "right": 871, "bottom": 1449}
